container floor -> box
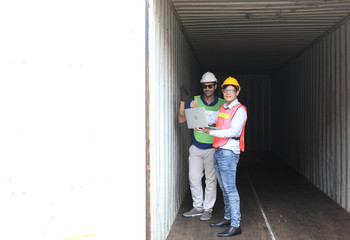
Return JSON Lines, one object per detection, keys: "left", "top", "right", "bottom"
{"left": 166, "top": 151, "right": 350, "bottom": 240}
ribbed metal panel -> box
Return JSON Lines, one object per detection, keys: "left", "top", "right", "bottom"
{"left": 237, "top": 75, "right": 272, "bottom": 151}
{"left": 272, "top": 18, "right": 350, "bottom": 211}
{"left": 147, "top": 0, "right": 201, "bottom": 239}
{"left": 170, "top": 0, "right": 350, "bottom": 73}
{"left": 147, "top": 1, "right": 350, "bottom": 238}
{"left": 217, "top": 74, "right": 272, "bottom": 151}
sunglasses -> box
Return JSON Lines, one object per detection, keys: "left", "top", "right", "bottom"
{"left": 202, "top": 84, "right": 215, "bottom": 89}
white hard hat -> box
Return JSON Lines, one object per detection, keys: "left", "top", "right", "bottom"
{"left": 200, "top": 72, "right": 217, "bottom": 83}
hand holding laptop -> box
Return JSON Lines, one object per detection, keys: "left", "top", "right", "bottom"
{"left": 195, "top": 127, "right": 210, "bottom": 134}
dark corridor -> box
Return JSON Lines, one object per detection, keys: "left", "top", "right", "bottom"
{"left": 167, "top": 152, "right": 350, "bottom": 240}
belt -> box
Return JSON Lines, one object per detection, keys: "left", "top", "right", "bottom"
{"left": 216, "top": 147, "right": 232, "bottom": 152}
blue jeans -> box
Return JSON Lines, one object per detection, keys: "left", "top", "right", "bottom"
{"left": 214, "top": 148, "right": 241, "bottom": 227}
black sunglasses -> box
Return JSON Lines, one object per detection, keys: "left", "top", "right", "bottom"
{"left": 202, "top": 84, "right": 215, "bottom": 89}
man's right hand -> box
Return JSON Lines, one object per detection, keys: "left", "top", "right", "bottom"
{"left": 190, "top": 98, "right": 198, "bottom": 108}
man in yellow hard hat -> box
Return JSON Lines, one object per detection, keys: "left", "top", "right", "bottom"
{"left": 178, "top": 72, "right": 225, "bottom": 221}
{"left": 196, "top": 76, "right": 247, "bottom": 237}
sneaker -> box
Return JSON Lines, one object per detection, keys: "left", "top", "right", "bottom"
{"left": 183, "top": 208, "right": 203, "bottom": 217}
{"left": 200, "top": 211, "right": 212, "bottom": 221}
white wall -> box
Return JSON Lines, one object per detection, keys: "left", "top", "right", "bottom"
{"left": 0, "top": 1, "right": 145, "bottom": 239}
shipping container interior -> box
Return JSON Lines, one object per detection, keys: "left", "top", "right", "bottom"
{"left": 147, "top": 1, "right": 350, "bottom": 240}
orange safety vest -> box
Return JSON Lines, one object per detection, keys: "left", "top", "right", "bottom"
{"left": 213, "top": 104, "right": 247, "bottom": 152}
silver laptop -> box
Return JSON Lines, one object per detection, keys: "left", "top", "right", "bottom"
{"left": 185, "top": 107, "right": 218, "bottom": 129}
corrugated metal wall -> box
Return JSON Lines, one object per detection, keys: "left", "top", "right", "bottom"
{"left": 272, "top": 18, "right": 350, "bottom": 211}
{"left": 148, "top": 1, "right": 350, "bottom": 239}
{"left": 217, "top": 74, "right": 272, "bottom": 151}
{"left": 215, "top": 75, "right": 272, "bottom": 151}
{"left": 147, "top": 0, "right": 201, "bottom": 239}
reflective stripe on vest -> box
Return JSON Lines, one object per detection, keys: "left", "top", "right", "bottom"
{"left": 213, "top": 104, "right": 247, "bottom": 152}
{"left": 193, "top": 96, "right": 225, "bottom": 144}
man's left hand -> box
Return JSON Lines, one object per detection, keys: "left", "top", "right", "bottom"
{"left": 195, "top": 127, "right": 210, "bottom": 134}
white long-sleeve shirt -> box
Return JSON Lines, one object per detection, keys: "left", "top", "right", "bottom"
{"left": 206, "top": 99, "right": 247, "bottom": 154}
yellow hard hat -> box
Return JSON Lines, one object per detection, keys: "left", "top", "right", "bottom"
{"left": 221, "top": 77, "right": 241, "bottom": 91}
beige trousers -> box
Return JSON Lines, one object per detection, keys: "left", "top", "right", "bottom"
{"left": 188, "top": 145, "right": 217, "bottom": 212}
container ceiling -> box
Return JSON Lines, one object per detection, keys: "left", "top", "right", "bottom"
{"left": 170, "top": 0, "right": 350, "bottom": 74}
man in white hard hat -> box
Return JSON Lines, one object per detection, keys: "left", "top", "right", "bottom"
{"left": 178, "top": 72, "right": 225, "bottom": 221}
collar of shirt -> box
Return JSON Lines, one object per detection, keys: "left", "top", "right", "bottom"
{"left": 223, "top": 99, "right": 239, "bottom": 109}
{"left": 200, "top": 94, "right": 219, "bottom": 106}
